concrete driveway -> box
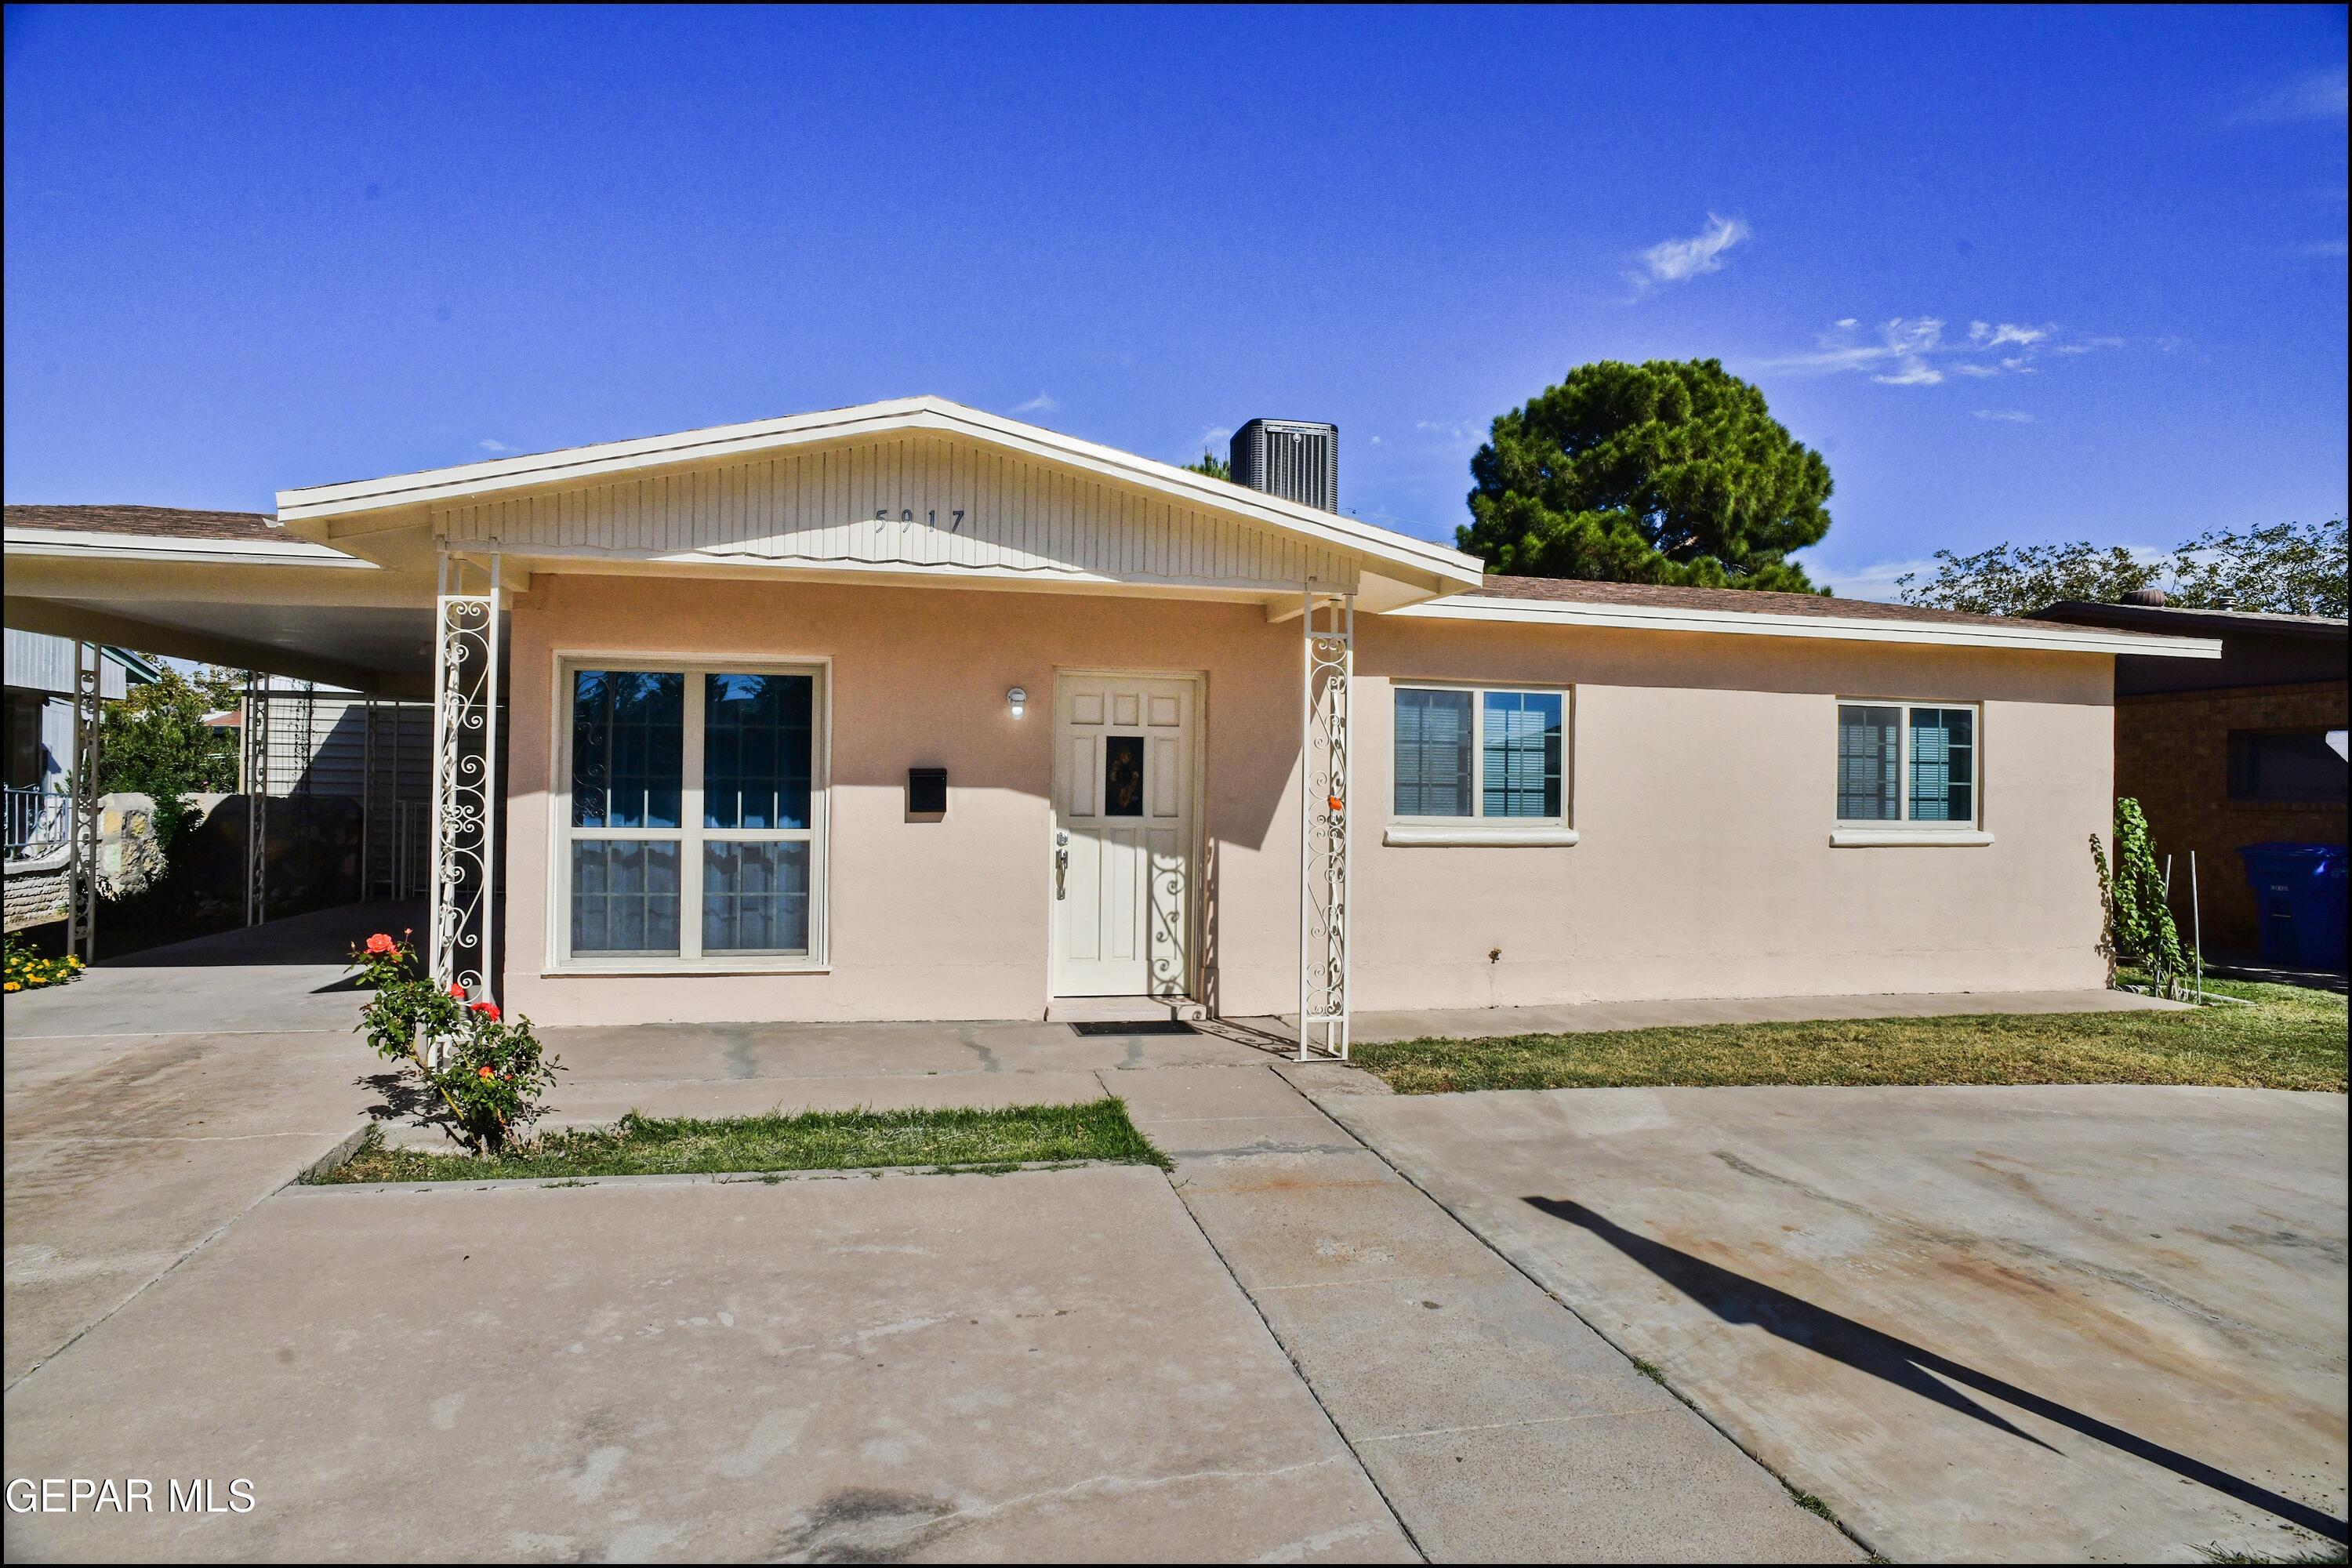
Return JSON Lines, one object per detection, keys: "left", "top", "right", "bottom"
{"left": 8, "top": 908, "right": 1865, "bottom": 1562}
{"left": 1306, "top": 1082, "right": 2350, "bottom": 1563}
{"left": 3, "top": 902, "right": 415, "bottom": 1384}
{"left": 5, "top": 1166, "right": 1412, "bottom": 1563}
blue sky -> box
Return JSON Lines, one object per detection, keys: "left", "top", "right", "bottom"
{"left": 5, "top": 5, "right": 2345, "bottom": 599}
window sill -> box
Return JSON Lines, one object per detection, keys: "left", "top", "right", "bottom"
{"left": 543, "top": 961, "right": 832, "bottom": 978}
{"left": 1383, "top": 823, "right": 1579, "bottom": 848}
{"left": 1829, "top": 828, "right": 1994, "bottom": 848}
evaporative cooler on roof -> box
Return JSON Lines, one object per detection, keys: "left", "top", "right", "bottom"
{"left": 1229, "top": 419, "right": 1338, "bottom": 513}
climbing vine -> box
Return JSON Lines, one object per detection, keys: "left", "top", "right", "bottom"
{"left": 2090, "top": 797, "right": 2189, "bottom": 993}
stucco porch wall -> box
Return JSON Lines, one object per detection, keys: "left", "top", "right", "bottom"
{"left": 503, "top": 575, "right": 1305, "bottom": 1026}
{"left": 501, "top": 575, "right": 2115, "bottom": 1028}
{"left": 1349, "top": 615, "right": 2115, "bottom": 1009}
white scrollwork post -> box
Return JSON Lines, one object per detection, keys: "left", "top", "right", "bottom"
{"left": 1298, "top": 588, "right": 1353, "bottom": 1061}
{"left": 67, "top": 641, "right": 102, "bottom": 964}
{"left": 429, "top": 567, "right": 500, "bottom": 1005}
{"left": 244, "top": 670, "right": 268, "bottom": 927}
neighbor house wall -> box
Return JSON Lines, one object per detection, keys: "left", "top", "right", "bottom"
{"left": 2114, "top": 679, "right": 2348, "bottom": 956}
{"left": 501, "top": 574, "right": 1307, "bottom": 1026}
{"left": 1349, "top": 618, "right": 2117, "bottom": 1008}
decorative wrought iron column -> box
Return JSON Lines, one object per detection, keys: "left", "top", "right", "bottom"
{"left": 66, "top": 641, "right": 102, "bottom": 964}
{"left": 244, "top": 670, "right": 268, "bottom": 927}
{"left": 1298, "top": 588, "right": 1353, "bottom": 1061}
{"left": 429, "top": 557, "right": 500, "bottom": 1004}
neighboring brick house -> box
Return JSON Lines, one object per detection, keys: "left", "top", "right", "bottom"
{"left": 2037, "top": 595, "right": 2347, "bottom": 963}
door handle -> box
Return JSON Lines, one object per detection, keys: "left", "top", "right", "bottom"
{"left": 1055, "top": 846, "right": 1069, "bottom": 899}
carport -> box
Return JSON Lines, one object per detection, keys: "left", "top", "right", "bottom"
{"left": 3, "top": 505, "right": 502, "bottom": 989}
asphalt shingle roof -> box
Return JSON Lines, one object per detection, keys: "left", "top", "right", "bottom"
{"left": 4, "top": 503, "right": 279, "bottom": 541}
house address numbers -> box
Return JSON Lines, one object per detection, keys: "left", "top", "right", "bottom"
{"left": 874, "top": 507, "right": 968, "bottom": 533}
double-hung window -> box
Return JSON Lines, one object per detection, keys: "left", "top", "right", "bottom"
{"left": 1388, "top": 685, "right": 1573, "bottom": 844}
{"left": 560, "top": 661, "right": 826, "bottom": 967}
{"left": 1834, "top": 700, "right": 1984, "bottom": 841}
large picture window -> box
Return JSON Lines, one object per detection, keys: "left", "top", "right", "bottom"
{"left": 1836, "top": 701, "right": 1979, "bottom": 828}
{"left": 560, "top": 661, "right": 824, "bottom": 967}
{"left": 1392, "top": 686, "right": 1566, "bottom": 825}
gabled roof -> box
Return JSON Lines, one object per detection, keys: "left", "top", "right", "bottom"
{"left": 275, "top": 394, "right": 1486, "bottom": 597}
{"left": 1390, "top": 574, "right": 2222, "bottom": 658}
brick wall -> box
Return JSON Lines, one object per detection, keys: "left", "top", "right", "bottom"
{"left": 2115, "top": 680, "right": 2348, "bottom": 956}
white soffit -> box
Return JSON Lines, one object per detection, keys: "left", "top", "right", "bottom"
{"left": 1389, "top": 594, "right": 2225, "bottom": 658}
{"left": 276, "top": 395, "right": 1485, "bottom": 594}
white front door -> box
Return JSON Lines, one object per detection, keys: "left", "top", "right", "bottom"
{"left": 1051, "top": 673, "right": 1197, "bottom": 998}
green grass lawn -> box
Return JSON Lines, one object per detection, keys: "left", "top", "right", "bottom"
{"left": 1353, "top": 977, "right": 2348, "bottom": 1096}
{"left": 316, "top": 1099, "right": 1168, "bottom": 1183}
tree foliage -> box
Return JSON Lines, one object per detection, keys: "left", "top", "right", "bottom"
{"left": 1457, "top": 359, "right": 1834, "bottom": 593}
{"left": 1182, "top": 451, "right": 1232, "bottom": 481}
{"left": 1897, "top": 517, "right": 2347, "bottom": 619}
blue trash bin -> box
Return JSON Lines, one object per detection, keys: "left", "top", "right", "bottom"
{"left": 2236, "top": 843, "right": 2349, "bottom": 971}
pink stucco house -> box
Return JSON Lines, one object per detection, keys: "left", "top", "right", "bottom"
{"left": 2, "top": 398, "right": 2219, "bottom": 1053}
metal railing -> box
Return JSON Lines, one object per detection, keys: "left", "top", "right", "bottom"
{"left": 5, "top": 784, "right": 70, "bottom": 864}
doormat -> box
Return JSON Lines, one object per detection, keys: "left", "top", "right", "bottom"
{"left": 1066, "top": 1020, "right": 1200, "bottom": 1036}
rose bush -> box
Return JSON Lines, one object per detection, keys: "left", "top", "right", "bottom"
{"left": 350, "top": 931, "right": 561, "bottom": 1151}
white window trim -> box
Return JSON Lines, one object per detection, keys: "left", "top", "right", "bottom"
{"left": 548, "top": 652, "right": 833, "bottom": 974}
{"left": 1385, "top": 681, "right": 1574, "bottom": 846}
{"left": 1831, "top": 698, "right": 1990, "bottom": 848}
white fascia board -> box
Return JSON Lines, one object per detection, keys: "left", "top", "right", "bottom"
{"left": 274, "top": 395, "right": 1486, "bottom": 593}
{"left": 1388, "top": 595, "right": 2224, "bottom": 659}
{"left": 2, "top": 528, "right": 376, "bottom": 569}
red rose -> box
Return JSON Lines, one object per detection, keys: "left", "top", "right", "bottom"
{"left": 365, "top": 933, "right": 395, "bottom": 955}
{"left": 448, "top": 983, "right": 466, "bottom": 1000}
{"left": 470, "top": 1001, "right": 501, "bottom": 1022}
{"left": 478, "top": 1066, "right": 495, "bottom": 1079}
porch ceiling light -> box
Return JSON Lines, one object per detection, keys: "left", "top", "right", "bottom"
{"left": 1007, "top": 686, "right": 1028, "bottom": 718}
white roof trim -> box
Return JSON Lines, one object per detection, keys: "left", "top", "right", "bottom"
{"left": 276, "top": 394, "right": 1485, "bottom": 592}
{"left": 1392, "top": 593, "right": 2223, "bottom": 658}
{"left": 3, "top": 527, "right": 377, "bottom": 568}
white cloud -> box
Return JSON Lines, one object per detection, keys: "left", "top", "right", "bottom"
{"left": 1755, "top": 313, "right": 2114, "bottom": 391}
{"left": 1797, "top": 555, "right": 1942, "bottom": 604}
{"left": 2236, "top": 67, "right": 2347, "bottom": 125}
{"left": 1973, "top": 408, "right": 2034, "bottom": 423}
{"left": 1967, "top": 321, "right": 2048, "bottom": 348}
{"left": 1011, "top": 390, "right": 1059, "bottom": 415}
{"left": 477, "top": 439, "right": 512, "bottom": 452}
{"left": 1639, "top": 214, "right": 1749, "bottom": 285}
{"left": 2300, "top": 238, "right": 2349, "bottom": 259}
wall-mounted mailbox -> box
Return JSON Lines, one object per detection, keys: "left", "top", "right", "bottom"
{"left": 907, "top": 767, "right": 948, "bottom": 817}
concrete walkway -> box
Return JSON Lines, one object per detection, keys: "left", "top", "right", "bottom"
{"left": 1256, "top": 986, "right": 2183, "bottom": 1046}
{"left": 1115, "top": 1061, "right": 1857, "bottom": 1563}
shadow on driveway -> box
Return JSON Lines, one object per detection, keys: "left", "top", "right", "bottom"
{"left": 1528, "top": 1196, "right": 2350, "bottom": 1545}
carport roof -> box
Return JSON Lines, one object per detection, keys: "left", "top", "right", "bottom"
{"left": 3, "top": 504, "right": 281, "bottom": 542}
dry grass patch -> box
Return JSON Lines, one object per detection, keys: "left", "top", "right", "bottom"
{"left": 1356, "top": 978, "right": 2347, "bottom": 1095}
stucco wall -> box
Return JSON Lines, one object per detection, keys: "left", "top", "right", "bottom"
{"left": 503, "top": 575, "right": 1305, "bottom": 1026}
{"left": 502, "top": 575, "right": 2118, "bottom": 1026}
{"left": 1350, "top": 618, "right": 2116, "bottom": 1009}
